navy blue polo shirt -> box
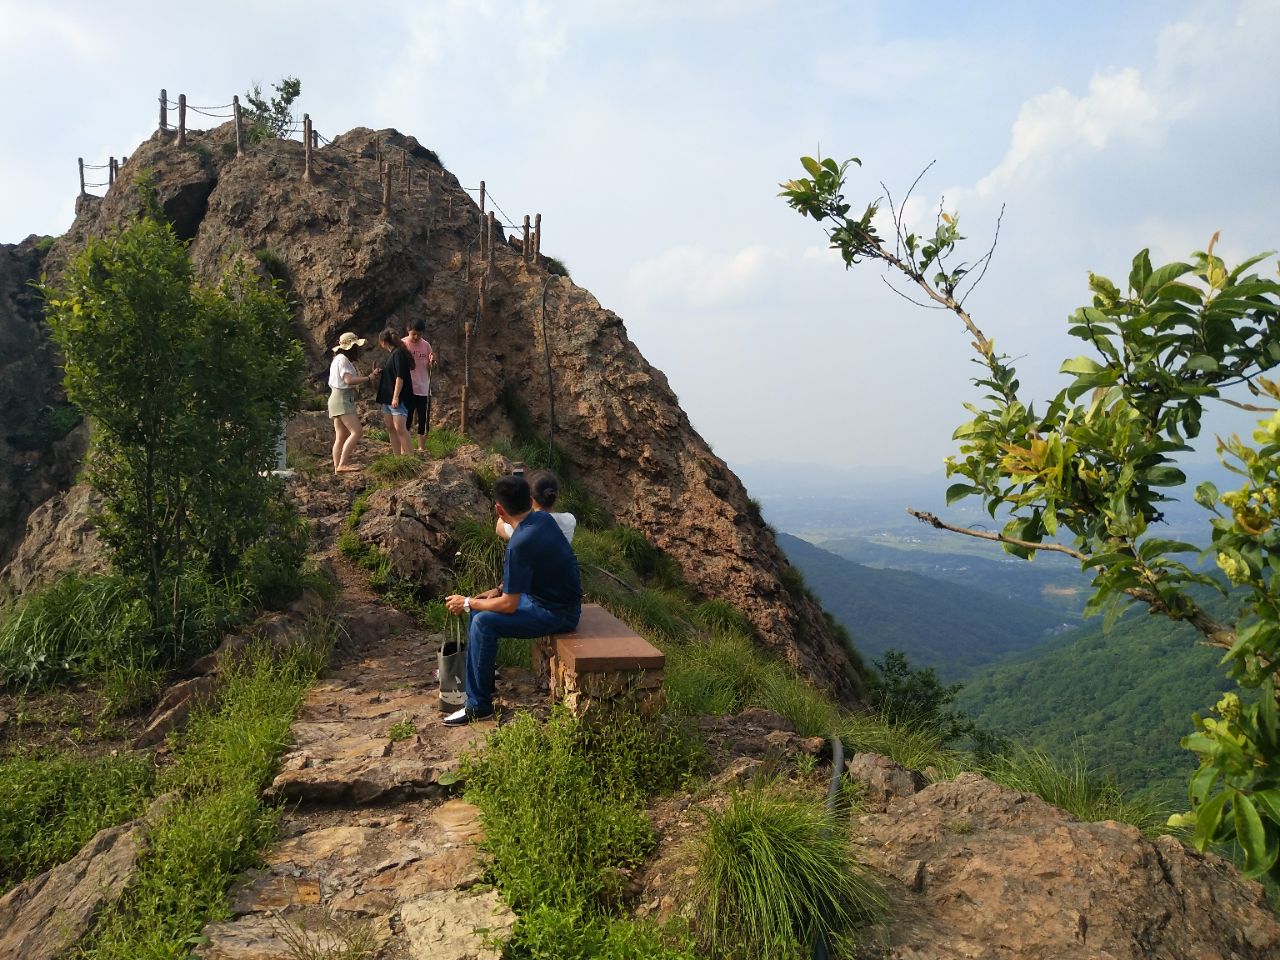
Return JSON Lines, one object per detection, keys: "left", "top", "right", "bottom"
{"left": 503, "top": 510, "right": 582, "bottom": 615}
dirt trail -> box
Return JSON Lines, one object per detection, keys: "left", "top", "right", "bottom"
{"left": 197, "top": 572, "right": 547, "bottom": 960}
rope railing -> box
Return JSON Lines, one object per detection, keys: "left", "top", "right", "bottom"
{"left": 83, "top": 88, "right": 548, "bottom": 279}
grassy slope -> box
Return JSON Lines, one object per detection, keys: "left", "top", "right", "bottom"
{"left": 778, "top": 533, "right": 1065, "bottom": 680}
{"left": 954, "top": 599, "right": 1232, "bottom": 804}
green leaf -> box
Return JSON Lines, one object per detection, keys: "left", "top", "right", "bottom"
{"left": 1184, "top": 354, "right": 1219, "bottom": 373}
{"left": 1234, "top": 794, "right": 1277, "bottom": 878}
{"left": 1254, "top": 789, "right": 1280, "bottom": 826}
{"left": 1137, "top": 538, "right": 1199, "bottom": 561}
{"left": 800, "top": 156, "right": 822, "bottom": 178}
{"left": 1194, "top": 481, "right": 1219, "bottom": 511}
{"left": 1060, "top": 356, "right": 1104, "bottom": 376}
{"left": 1141, "top": 262, "right": 1194, "bottom": 301}
{"left": 1192, "top": 789, "right": 1231, "bottom": 849}
{"left": 1129, "top": 250, "right": 1153, "bottom": 293}
{"left": 945, "top": 483, "right": 979, "bottom": 505}
{"left": 1145, "top": 465, "right": 1186, "bottom": 487}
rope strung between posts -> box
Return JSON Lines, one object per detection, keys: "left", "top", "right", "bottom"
{"left": 186, "top": 105, "right": 234, "bottom": 119}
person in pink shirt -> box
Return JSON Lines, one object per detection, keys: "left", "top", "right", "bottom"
{"left": 401, "top": 319, "right": 434, "bottom": 452}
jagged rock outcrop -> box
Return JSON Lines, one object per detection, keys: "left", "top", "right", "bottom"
{"left": 0, "top": 236, "right": 87, "bottom": 570}
{"left": 0, "top": 793, "right": 173, "bottom": 960}
{"left": 2, "top": 482, "right": 104, "bottom": 593}
{"left": 851, "top": 757, "right": 1280, "bottom": 959}
{"left": 7, "top": 119, "right": 866, "bottom": 702}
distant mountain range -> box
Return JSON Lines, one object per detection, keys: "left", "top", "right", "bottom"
{"left": 778, "top": 533, "right": 1068, "bottom": 680}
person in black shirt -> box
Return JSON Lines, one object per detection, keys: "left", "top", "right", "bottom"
{"left": 443, "top": 475, "right": 583, "bottom": 725}
{"left": 375, "top": 327, "right": 414, "bottom": 455}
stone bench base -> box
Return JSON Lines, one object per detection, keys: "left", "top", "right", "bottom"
{"left": 535, "top": 604, "right": 665, "bottom": 719}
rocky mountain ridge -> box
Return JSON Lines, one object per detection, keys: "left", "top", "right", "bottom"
{"left": 0, "top": 118, "right": 864, "bottom": 701}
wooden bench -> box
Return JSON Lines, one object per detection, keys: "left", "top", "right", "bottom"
{"left": 535, "top": 604, "right": 665, "bottom": 719}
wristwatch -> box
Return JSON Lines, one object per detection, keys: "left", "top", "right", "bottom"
{"left": 463, "top": 596, "right": 471, "bottom": 613}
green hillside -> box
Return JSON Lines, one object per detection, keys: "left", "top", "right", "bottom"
{"left": 955, "top": 597, "right": 1236, "bottom": 805}
{"left": 779, "top": 533, "right": 1066, "bottom": 680}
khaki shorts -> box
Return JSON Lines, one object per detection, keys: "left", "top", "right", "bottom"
{"left": 328, "top": 389, "right": 357, "bottom": 418}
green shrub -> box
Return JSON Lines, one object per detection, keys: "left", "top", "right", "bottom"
{"left": 34, "top": 235, "right": 57, "bottom": 254}
{"left": 695, "top": 787, "right": 884, "bottom": 958}
{"left": 462, "top": 710, "right": 700, "bottom": 913}
{"left": 367, "top": 453, "right": 421, "bottom": 480}
{"left": 366, "top": 427, "right": 390, "bottom": 443}
{"left": 543, "top": 256, "right": 571, "bottom": 278}
{"left": 0, "top": 752, "right": 155, "bottom": 893}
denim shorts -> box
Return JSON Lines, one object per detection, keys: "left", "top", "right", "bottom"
{"left": 381, "top": 403, "right": 408, "bottom": 417}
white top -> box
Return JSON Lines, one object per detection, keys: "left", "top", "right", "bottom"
{"left": 502, "top": 511, "right": 577, "bottom": 543}
{"left": 329, "top": 354, "right": 357, "bottom": 390}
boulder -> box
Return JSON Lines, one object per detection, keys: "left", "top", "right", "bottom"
{"left": 858, "top": 770, "right": 1280, "bottom": 959}
{"left": 0, "top": 793, "right": 173, "bottom": 960}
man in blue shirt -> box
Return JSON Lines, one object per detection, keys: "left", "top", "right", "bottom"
{"left": 443, "top": 474, "right": 582, "bottom": 725}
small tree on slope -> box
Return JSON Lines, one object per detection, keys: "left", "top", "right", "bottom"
{"left": 41, "top": 211, "right": 305, "bottom": 633}
{"left": 782, "top": 155, "right": 1280, "bottom": 880}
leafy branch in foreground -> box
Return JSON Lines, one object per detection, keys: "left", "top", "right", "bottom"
{"left": 782, "top": 154, "right": 1280, "bottom": 878}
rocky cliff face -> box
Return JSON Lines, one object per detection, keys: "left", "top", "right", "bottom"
{"left": 0, "top": 236, "right": 86, "bottom": 570}
{"left": 5, "top": 121, "right": 865, "bottom": 702}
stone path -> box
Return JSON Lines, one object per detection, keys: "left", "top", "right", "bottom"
{"left": 197, "top": 590, "right": 548, "bottom": 960}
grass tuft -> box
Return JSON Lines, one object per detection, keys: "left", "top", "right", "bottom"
{"left": 367, "top": 454, "right": 421, "bottom": 481}
{"left": 978, "top": 746, "right": 1169, "bottom": 835}
{"left": 695, "top": 786, "right": 885, "bottom": 958}
{"left": 423, "top": 427, "right": 468, "bottom": 458}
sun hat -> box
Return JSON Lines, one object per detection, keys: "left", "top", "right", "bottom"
{"left": 333, "top": 332, "right": 367, "bottom": 352}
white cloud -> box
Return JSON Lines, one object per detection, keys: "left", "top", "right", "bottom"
{"left": 626, "top": 243, "right": 786, "bottom": 308}
{"left": 0, "top": 1, "right": 101, "bottom": 56}
{"left": 969, "top": 68, "right": 1165, "bottom": 200}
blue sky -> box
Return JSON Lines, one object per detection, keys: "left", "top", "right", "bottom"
{"left": 2, "top": 0, "right": 1276, "bottom": 475}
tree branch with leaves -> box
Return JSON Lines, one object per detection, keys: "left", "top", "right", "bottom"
{"left": 782, "top": 154, "right": 1280, "bottom": 878}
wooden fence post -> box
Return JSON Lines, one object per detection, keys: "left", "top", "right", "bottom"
{"left": 523, "top": 215, "right": 531, "bottom": 261}
{"left": 382, "top": 173, "right": 392, "bottom": 218}
{"left": 534, "top": 213, "right": 542, "bottom": 258}
{"left": 177, "top": 94, "right": 187, "bottom": 147}
{"left": 108, "top": 157, "right": 116, "bottom": 187}
{"left": 232, "top": 96, "right": 243, "bottom": 157}
{"left": 159, "top": 89, "right": 168, "bottom": 132}
{"left": 404, "top": 148, "right": 411, "bottom": 196}
{"left": 302, "top": 114, "right": 314, "bottom": 182}
{"left": 479, "top": 180, "right": 486, "bottom": 217}
{"left": 488, "top": 212, "right": 497, "bottom": 270}
{"left": 461, "top": 320, "right": 472, "bottom": 435}
{"left": 78, "top": 158, "right": 85, "bottom": 197}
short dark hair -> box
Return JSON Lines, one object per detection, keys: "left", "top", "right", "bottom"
{"left": 494, "top": 475, "right": 532, "bottom": 515}
{"left": 411, "top": 319, "right": 426, "bottom": 334}
{"left": 527, "top": 469, "right": 560, "bottom": 509}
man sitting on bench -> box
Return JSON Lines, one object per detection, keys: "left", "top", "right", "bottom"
{"left": 443, "top": 474, "right": 583, "bottom": 725}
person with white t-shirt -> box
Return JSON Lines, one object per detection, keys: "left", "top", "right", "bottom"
{"left": 328, "top": 332, "right": 375, "bottom": 473}
{"left": 495, "top": 469, "right": 577, "bottom": 543}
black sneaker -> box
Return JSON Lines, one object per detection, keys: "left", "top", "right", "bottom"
{"left": 442, "top": 706, "right": 495, "bottom": 726}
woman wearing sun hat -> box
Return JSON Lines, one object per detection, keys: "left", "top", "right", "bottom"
{"left": 329, "top": 331, "right": 375, "bottom": 473}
